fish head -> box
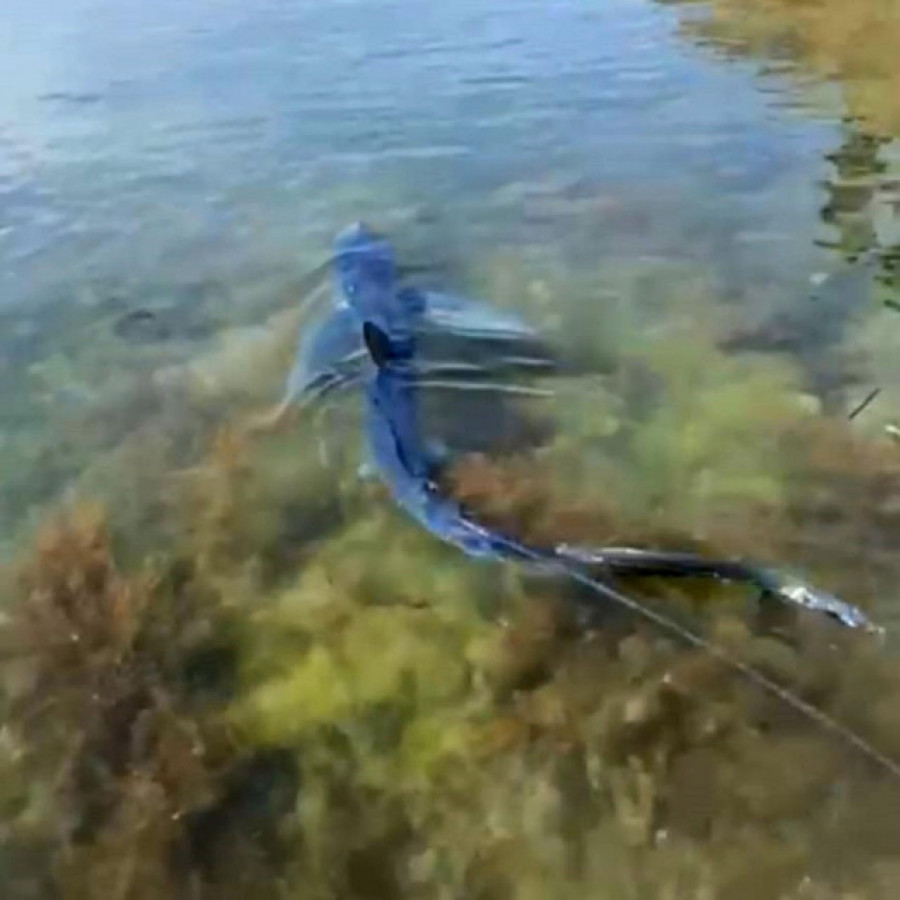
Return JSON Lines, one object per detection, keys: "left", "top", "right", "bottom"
{"left": 333, "top": 222, "right": 397, "bottom": 312}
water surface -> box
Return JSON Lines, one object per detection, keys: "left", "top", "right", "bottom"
{"left": 2, "top": 1, "right": 900, "bottom": 897}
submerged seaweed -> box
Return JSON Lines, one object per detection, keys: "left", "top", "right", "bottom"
{"left": 2, "top": 242, "right": 900, "bottom": 900}
{"left": 0, "top": 505, "right": 301, "bottom": 899}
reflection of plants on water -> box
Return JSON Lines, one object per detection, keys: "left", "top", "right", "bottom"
{"left": 664, "top": 0, "right": 900, "bottom": 137}
{"left": 666, "top": 0, "right": 900, "bottom": 297}
{"left": 818, "top": 125, "right": 900, "bottom": 304}
{"left": 3, "top": 251, "right": 900, "bottom": 898}
{"left": 819, "top": 128, "right": 889, "bottom": 262}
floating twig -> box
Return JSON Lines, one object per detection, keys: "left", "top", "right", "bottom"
{"left": 848, "top": 386, "right": 881, "bottom": 421}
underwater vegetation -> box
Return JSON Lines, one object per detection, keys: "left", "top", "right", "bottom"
{"left": 0, "top": 504, "right": 302, "bottom": 900}
{"left": 0, "top": 237, "right": 333, "bottom": 561}
{"left": 2, "top": 245, "right": 900, "bottom": 899}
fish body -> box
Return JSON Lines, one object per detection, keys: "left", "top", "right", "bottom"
{"left": 365, "top": 362, "right": 528, "bottom": 560}
{"left": 361, "top": 319, "right": 878, "bottom": 634}
{"left": 362, "top": 316, "right": 506, "bottom": 556}
{"left": 556, "top": 545, "right": 878, "bottom": 632}
{"left": 360, "top": 320, "right": 899, "bottom": 780}
{"left": 278, "top": 224, "right": 877, "bottom": 635}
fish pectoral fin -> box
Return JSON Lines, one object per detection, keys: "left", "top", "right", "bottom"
{"left": 362, "top": 321, "right": 396, "bottom": 367}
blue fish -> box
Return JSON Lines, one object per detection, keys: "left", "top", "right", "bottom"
{"left": 363, "top": 341, "right": 526, "bottom": 559}
{"left": 360, "top": 319, "right": 899, "bottom": 780}
{"left": 263, "top": 223, "right": 880, "bottom": 638}
{"left": 361, "top": 322, "right": 877, "bottom": 632}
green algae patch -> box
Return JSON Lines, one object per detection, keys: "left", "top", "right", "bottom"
{"left": 0, "top": 505, "right": 294, "bottom": 900}
{"left": 4, "top": 247, "right": 900, "bottom": 899}
{"left": 233, "top": 512, "right": 498, "bottom": 755}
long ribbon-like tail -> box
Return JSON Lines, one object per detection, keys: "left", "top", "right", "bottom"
{"left": 458, "top": 517, "right": 900, "bottom": 782}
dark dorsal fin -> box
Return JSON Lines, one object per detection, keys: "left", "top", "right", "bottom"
{"left": 362, "top": 321, "right": 397, "bottom": 368}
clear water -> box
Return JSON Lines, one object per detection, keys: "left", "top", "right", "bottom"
{"left": 2, "top": 0, "right": 900, "bottom": 896}
{"left": 0, "top": 0, "right": 855, "bottom": 309}
{"left": 4, "top": 0, "right": 891, "bottom": 542}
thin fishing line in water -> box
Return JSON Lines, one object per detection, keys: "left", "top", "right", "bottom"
{"left": 814, "top": 247, "right": 899, "bottom": 426}
{"left": 373, "top": 369, "right": 900, "bottom": 781}
{"left": 278, "top": 222, "right": 900, "bottom": 785}
{"left": 518, "top": 539, "right": 900, "bottom": 783}
{"left": 362, "top": 355, "right": 900, "bottom": 785}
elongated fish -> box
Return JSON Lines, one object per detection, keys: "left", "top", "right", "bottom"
{"left": 359, "top": 319, "right": 900, "bottom": 781}
{"left": 361, "top": 321, "right": 877, "bottom": 631}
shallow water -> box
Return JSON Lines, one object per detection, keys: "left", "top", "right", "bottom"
{"left": 2, "top": 0, "right": 900, "bottom": 897}
{"left": 0, "top": 0, "right": 869, "bottom": 308}
{"left": 3, "top": 0, "right": 896, "bottom": 542}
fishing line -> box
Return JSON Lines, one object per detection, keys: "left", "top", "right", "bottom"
{"left": 475, "top": 522, "right": 900, "bottom": 783}
{"left": 326, "top": 223, "right": 900, "bottom": 782}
